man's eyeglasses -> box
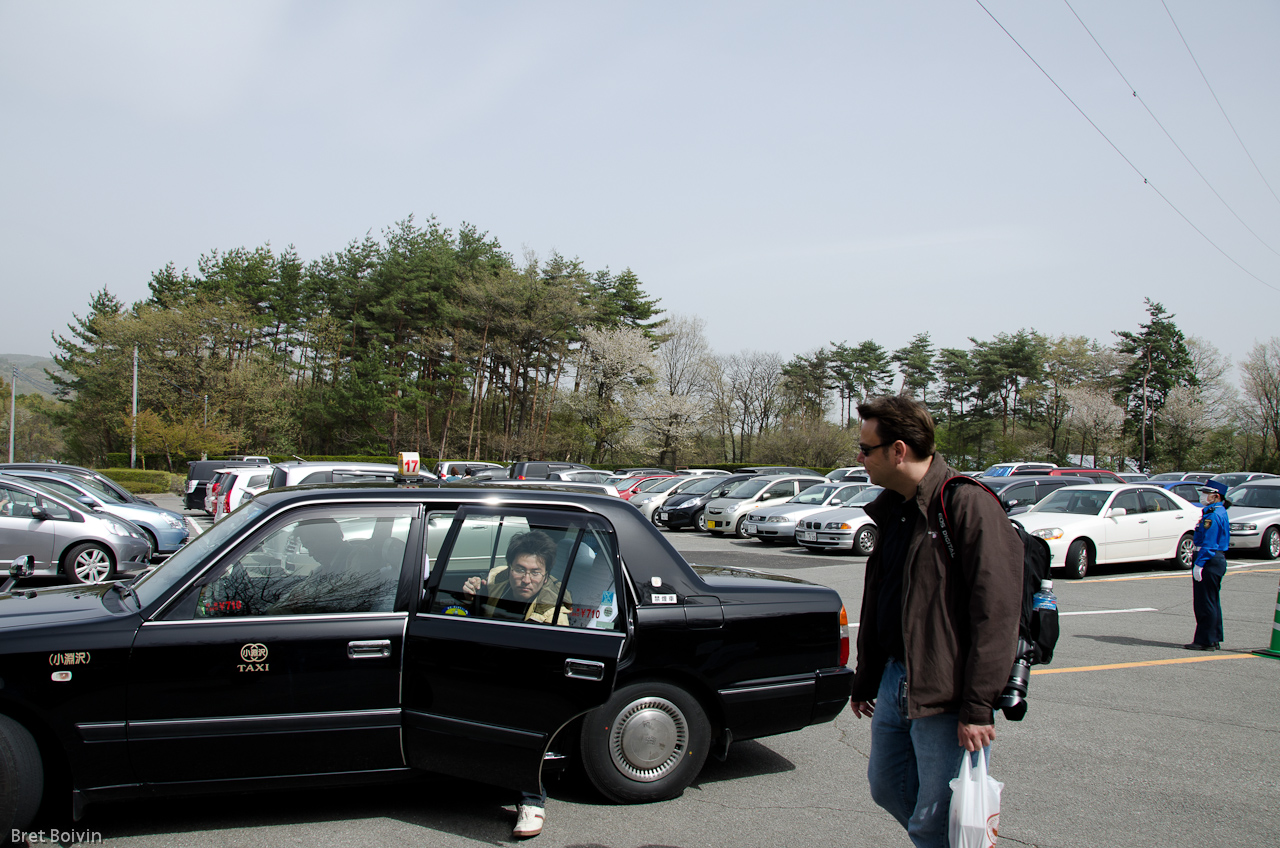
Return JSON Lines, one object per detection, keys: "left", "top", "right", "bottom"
{"left": 510, "top": 566, "right": 546, "bottom": 579}
{"left": 858, "top": 442, "right": 890, "bottom": 457}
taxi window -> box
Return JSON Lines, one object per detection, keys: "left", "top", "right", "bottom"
{"left": 170, "top": 505, "right": 415, "bottom": 619}
{"left": 428, "top": 509, "right": 622, "bottom": 631}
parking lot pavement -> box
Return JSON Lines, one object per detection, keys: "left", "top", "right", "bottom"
{"left": 17, "top": 505, "right": 1279, "bottom": 847}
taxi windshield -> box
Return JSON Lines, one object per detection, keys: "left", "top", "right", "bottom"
{"left": 132, "top": 503, "right": 267, "bottom": 607}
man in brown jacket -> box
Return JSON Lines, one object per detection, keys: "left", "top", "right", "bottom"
{"left": 848, "top": 396, "right": 1022, "bottom": 848}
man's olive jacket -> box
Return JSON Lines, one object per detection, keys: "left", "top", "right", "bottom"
{"left": 851, "top": 453, "right": 1023, "bottom": 725}
{"left": 479, "top": 564, "right": 572, "bottom": 625}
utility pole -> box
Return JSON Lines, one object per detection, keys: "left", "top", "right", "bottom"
{"left": 130, "top": 345, "right": 138, "bottom": 469}
{"left": 8, "top": 366, "right": 15, "bottom": 462}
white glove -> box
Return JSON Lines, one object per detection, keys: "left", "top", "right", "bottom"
{"left": 1192, "top": 565, "right": 1203, "bottom": 582}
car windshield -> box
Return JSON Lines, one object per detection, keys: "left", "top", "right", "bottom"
{"left": 132, "top": 503, "right": 267, "bottom": 607}
{"left": 1212, "top": 474, "right": 1254, "bottom": 488}
{"left": 681, "top": 476, "right": 722, "bottom": 495}
{"left": 726, "top": 479, "right": 769, "bottom": 499}
{"left": 1228, "top": 486, "right": 1280, "bottom": 509}
{"left": 646, "top": 477, "right": 686, "bottom": 493}
{"left": 635, "top": 477, "right": 674, "bottom": 492}
{"left": 793, "top": 484, "right": 840, "bottom": 505}
{"left": 72, "top": 474, "right": 128, "bottom": 503}
{"left": 982, "top": 466, "right": 1012, "bottom": 477}
{"left": 1031, "top": 489, "right": 1110, "bottom": 515}
{"left": 844, "top": 487, "right": 883, "bottom": 506}
{"left": 1148, "top": 473, "right": 1183, "bottom": 481}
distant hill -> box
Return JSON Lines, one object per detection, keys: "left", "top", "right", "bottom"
{"left": 0, "top": 354, "right": 65, "bottom": 400}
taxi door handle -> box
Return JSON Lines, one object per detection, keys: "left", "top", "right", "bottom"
{"left": 565, "top": 659, "right": 605, "bottom": 681}
{"left": 348, "top": 640, "right": 392, "bottom": 659}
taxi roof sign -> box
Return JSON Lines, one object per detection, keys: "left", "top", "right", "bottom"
{"left": 398, "top": 452, "right": 421, "bottom": 476}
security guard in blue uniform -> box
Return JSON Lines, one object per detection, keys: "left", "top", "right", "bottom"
{"left": 1187, "top": 480, "right": 1230, "bottom": 650}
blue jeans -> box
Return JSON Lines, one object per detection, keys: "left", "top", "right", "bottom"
{"left": 867, "top": 659, "right": 991, "bottom": 848}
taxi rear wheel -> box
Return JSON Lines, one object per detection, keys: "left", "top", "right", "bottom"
{"left": 580, "top": 682, "right": 710, "bottom": 804}
{"left": 0, "top": 714, "right": 44, "bottom": 838}
{"left": 63, "top": 543, "right": 115, "bottom": 584}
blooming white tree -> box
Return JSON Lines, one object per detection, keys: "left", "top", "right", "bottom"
{"left": 570, "top": 326, "right": 656, "bottom": 463}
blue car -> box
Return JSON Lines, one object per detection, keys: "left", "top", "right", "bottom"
{"left": 0, "top": 470, "right": 188, "bottom": 558}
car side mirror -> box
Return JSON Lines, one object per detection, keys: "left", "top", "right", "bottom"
{"left": 1, "top": 555, "right": 34, "bottom": 593}
{"left": 29, "top": 505, "right": 49, "bottom": 521}
{"left": 1108, "top": 507, "right": 1127, "bottom": 517}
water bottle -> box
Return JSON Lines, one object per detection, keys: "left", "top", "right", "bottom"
{"left": 1030, "top": 579, "right": 1058, "bottom": 665}
{"left": 1032, "top": 579, "right": 1057, "bottom": 612}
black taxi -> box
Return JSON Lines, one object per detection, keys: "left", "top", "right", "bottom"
{"left": 0, "top": 482, "right": 853, "bottom": 834}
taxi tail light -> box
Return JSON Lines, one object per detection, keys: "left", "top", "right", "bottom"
{"left": 839, "top": 605, "right": 850, "bottom": 666}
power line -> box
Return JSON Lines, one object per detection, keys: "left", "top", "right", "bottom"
{"left": 1062, "top": 0, "right": 1280, "bottom": 260}
{"left": 972, "top": 0, "right": 1280, "bottom": 295}
{"left": 9, "top": 368, "right": 59, "bottom": 395}
{"left": 1161, "top": 0, "right": 1280, "bottom": 210}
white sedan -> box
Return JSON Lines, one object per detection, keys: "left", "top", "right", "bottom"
{"left": 741, "top": 482, "right": 874, "bottom": 544}
{"left": 794, "top": 487, "right": 884, "bottom": 555}
{"left": 1014, "top": 484, "right": 1198, "bottom": 579}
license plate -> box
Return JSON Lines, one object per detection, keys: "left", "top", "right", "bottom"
{"left": 799, "top": 530, "right": 816, "bottom": 542}
{"left": 708, "top": 520, "right": 720, "bottom": 529}
{"left": 745, "top": 523, "right": 758, "bottom": 534}
{"left": 659, "top": 512, "right": 668, "bottom": 521}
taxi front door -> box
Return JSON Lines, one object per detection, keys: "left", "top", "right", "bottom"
{"left": 126, "top": 504, "right": 417, "bottom": 784}
{"left": 402, "top": 506, "right": 626, "bottom": 795}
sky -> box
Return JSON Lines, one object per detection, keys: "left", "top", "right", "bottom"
{"left": 3, "top": 0, "right": 1279, "bottom": 378}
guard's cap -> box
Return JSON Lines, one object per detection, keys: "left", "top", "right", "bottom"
{"left": 1197, "top": 480, "right": 1228, "bottom": 498}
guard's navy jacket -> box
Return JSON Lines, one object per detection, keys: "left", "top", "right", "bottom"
{"left": 1192, "top": 501, "right": 1229, "bottom": 567}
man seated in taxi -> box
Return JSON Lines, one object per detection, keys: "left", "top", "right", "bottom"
{"left": 461, "top": 530, "right": 571, "bottom": 625}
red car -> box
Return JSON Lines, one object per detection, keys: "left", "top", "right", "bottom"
{"left": 615, "top": 474, "right": 677, "bottom": 501}
{"left": 1012, "top": 467, "right": 1124, "bottom": 483}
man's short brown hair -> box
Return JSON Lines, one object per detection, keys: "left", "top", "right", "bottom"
{"left": 856, "top": 395, "right": 936, "bottom": 460}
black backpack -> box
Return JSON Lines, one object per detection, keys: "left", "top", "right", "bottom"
{"left": 935, "top": 475, "right": 1060, "bottom": 719}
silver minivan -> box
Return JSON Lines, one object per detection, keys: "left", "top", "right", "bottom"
{"left": 703, "top": 474, "right": 827, "bottom": 538}
{"left": 0, "top": 474, "right": 152, "bottom": 583}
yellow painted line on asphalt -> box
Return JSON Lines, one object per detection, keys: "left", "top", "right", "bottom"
{"left": 1031, "top": 653, "right": 1258, "bottom": 675}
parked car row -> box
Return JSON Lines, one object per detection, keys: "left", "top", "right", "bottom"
{"left": 642, "top": 470, "right": 1272, "bottom": 582}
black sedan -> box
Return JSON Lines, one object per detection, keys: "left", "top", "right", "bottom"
{"left": 0, "top": 483, "right": 852, "bottom": 835}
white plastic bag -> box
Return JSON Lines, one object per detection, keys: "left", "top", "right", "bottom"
{"left": 948, "top": 750, "right": 1003, "bottom": 848}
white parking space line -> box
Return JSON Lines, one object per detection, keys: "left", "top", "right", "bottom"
{"left": 1061, "top": 607, "right": 1157, "bottom": 616}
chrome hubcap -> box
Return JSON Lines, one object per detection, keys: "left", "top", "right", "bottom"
{"left": 609, "top": 696, "right": 687, "bottom": 782}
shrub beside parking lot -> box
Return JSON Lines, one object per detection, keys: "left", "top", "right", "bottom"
{"left": 100, "top": 468, "right": 179, "bottom": 495}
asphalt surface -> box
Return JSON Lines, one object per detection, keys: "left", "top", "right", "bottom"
{"left": 15, "top": 494, "right": 1280, "bottom": 847}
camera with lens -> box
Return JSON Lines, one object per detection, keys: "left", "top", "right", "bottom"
{"left": 997, "top": 637, "right": 1036, "bottom": 721}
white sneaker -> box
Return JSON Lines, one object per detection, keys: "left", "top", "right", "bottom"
{"left": 513, "top": 804, "right": 545, "bottom": 838}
